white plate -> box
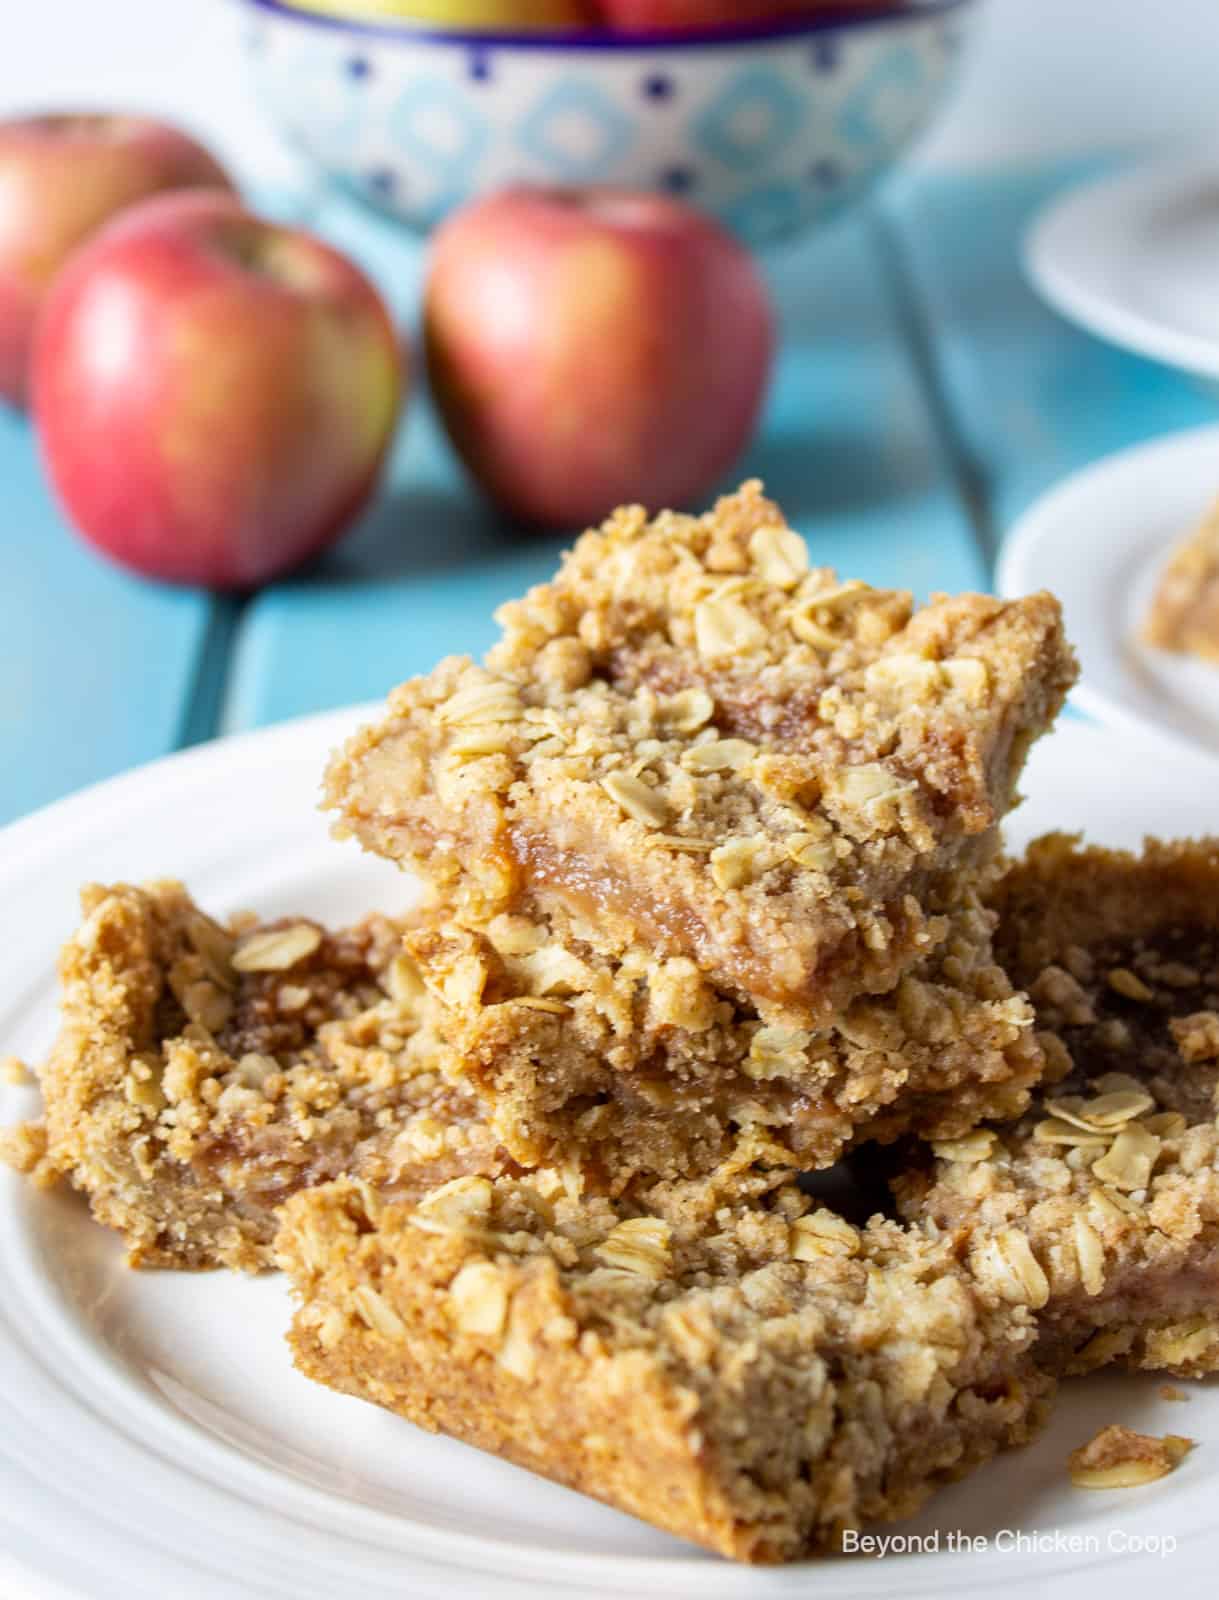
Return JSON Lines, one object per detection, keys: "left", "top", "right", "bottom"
{"left": 999, "top": 424, "right": 1219, "bottom": 761}
{"left": 1026, "top": 147, "right": 1219, "bottom": 380}
{"left": 2, "top": 711, "right": 1218, "bottom": 1600}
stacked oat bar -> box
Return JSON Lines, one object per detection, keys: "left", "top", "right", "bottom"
{"left": 13, "top": 484, "right": 1219, "bottom": 1563}
{"left": 325, "top": 481, "right": 1074, "bottom": 1185}
{"left": 277, "top": 823, "right": 1219, "bottom": 1563}
{"left": 280, "top": 481, "right": 1082, "bottom": 1553}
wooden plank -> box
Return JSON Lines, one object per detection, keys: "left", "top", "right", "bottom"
{"left": 224, "top": 189, "right": 986, "bottom": 731}
{"left": 881, "top": 162, "right": 1219, "bottom": 544}
{"left": 0, "top": 406, "right": 211, "bottom": 826}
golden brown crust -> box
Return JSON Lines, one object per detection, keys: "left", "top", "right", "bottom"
{"left": 2, "top": 883, "right": 504, "bottom": 1269}
{"left": 279, "top": 1171, "right": 1050, "bottom": 1564}
{"left": 990, "top": 831, "right": 1219, "bottom": 977}
{"left": 276, "top": 835, "right": 1219, "bottom": 1562}
{"left": 324, "top": 482, "right": 1076, "bottom": 1025}
{"left": 1143, "top": 499, "right": 1219, "bottom": 664}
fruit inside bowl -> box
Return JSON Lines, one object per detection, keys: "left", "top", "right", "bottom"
{"left": 275, "top": 0, "right": 896, "bottom": 28}
{"left": 279, "top": 0, "right": 597, "bottom": 28}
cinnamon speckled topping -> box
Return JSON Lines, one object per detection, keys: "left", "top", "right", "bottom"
{"left": 325, "top": 482, "right": 1076, "bottom": 1026}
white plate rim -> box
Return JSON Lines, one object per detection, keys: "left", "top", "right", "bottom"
{"left": 998, "top": 421, "right": 1219, "bottom": 764}
{"left": 1025, "top": 147, "right": 1219, "bottom": 380}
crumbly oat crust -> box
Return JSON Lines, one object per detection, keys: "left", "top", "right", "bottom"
{"left": 0, "top": 883, "right": 502, "bottom": 1270}
{"left": 279, "top": 1169, "right": 1050, "bottom": 1564}
{"left": 325, "top": 482, "right": 1075, "bottom": 1025}
{"left": 407, "top": 881, "right": 1043, "bottom": 1185}
{"left": 1143, "top": 499, "right": 1219, "bottom": 665}
{"left": 897, "top": 834, "right": 1219, "bottom": 1378}
{"left": 277, "top": 834, "right": 1219, "bottom": 1562}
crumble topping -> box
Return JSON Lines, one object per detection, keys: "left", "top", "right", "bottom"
{"left": 325, "top": 482, "right": 1075, "bottom": 1024}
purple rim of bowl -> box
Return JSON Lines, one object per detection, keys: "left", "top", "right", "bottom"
{"left": 241, "top": 0, "right": 972, "bottom": 50}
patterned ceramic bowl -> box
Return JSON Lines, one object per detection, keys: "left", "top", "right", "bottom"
{"left": 241, "top": 0, "right": 975, "bottom": 244}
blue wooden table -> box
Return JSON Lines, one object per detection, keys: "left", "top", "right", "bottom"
{"left": 4, "top": 158, "right": 1214, "bottom": 829}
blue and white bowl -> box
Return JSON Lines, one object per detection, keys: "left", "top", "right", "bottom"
{"left": 241, "top": 0, "right": 975, "bottom": 244}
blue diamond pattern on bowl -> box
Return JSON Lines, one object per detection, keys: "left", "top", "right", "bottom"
{"left": 247, "top": 3, "right": 971, "bottom": 239}
{"left": 692, "top": 67, "right": 807, "bottom": 173}
{"left": 516, "top": 81, "right": 634, "bottom": 183}
{"left": 836, "top": 46, "right": 926, "bottom": 153}
{"left": 388, "top": 77, "right": 490, "bottom": 185}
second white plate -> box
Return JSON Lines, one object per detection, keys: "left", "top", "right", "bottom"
{"left": 1026, "top": 147, "right": 1219, "bottom": 380}
{"left": 999, "top": 423, "right": 1219, "bottom": 760}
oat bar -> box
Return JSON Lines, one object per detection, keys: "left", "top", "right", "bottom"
{"left": 896, "top": 835, "right": 1219, "bottom": 1378}
{"left": 1143, "top": 497, "right": 1219, "bottom": 665}
{"left": 276, "top": 835, "right": 1219, "bottom": 1561}
{"left": 407, "top": 883, "right": 1043, "bottom": 1184}
{"left": 279, "top": 1168, "right": 1051, "bottom": 1563}
{"left": 325, "top": 483, "right": 1075, "bottom": 1025}
{"left": 1, "top": 883, "right": 502, "bottom": 1269}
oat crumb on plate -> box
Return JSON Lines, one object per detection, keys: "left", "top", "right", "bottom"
{"left": 1068, "top": 1424, "right": 1194, "bottom": 1489}
{"left": 1, "top": 1054, "right": 31, "bottom": 1085}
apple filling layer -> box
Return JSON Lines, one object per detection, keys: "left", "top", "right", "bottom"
{"left": 325, "top": 481, "right": 1076, "bottom": 1026}
{"left": 405, "top": 882, "right": 1044, "bottom": 1186}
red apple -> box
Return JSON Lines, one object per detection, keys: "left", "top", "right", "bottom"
{"left": 425, "top": 188, "right": 773, "bottom": 528}
{"left": 0, "top": 114, "right": 235, "bottom": 407}
{"left": 33, "top": 191, "right": 405, "bottom": 589}
{"left": 598, "top": 0, "right": 884, "bottom": 28}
